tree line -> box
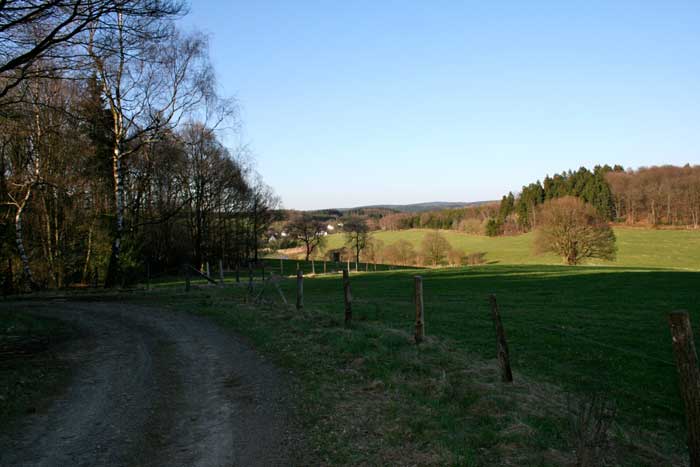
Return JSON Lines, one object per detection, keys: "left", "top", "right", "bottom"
{"left": 496, "top": 164, "right": 700, "bottom": 234}
{"left": 368, "top": 164, "right": 700, "bottom": 238}
{"left": 1, "top": 1, "right": 277, "bottom": 292}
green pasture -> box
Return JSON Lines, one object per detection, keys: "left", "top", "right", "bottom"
{"left": 269, "top": 264, "right": 698, "bottom": 456}
{"left": 323, "top": 227, "right": 700, "bottom": 270}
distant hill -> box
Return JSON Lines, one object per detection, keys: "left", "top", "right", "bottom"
{"left": 336, "top": 201, "right": 494, "bottom": 213}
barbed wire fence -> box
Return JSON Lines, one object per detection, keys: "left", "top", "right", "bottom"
{"left": 135, "top": 256, "right": 696, "bottom": 463}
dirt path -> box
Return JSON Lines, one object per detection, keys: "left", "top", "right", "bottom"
{"left": 0, "top": 301, "right": 294, "bottom": 467}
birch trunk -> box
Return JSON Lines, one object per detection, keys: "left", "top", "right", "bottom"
{"left": 105, "top": 142, "right": 124, "bottom": 286}
{"left": 14, "top": 186, "right": 35, "bottom": 288}
{"left": 82, "top": 218, "right": 95, "bottom": 282}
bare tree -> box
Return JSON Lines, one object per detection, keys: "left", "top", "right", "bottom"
{"left": 86, "top": 4, "right": 213, "bottom": 285}
{"left": 343, "top": 216, "right": 369, "bottom": 269}
{"left": 534, "top": 196, "right": 616, "bottom": 265}
{"left": 0, "top": 1, "right": 186, "bottom": 101}
{"left": 286, "top": 213, "right": 326, "bottom": 261}
{"left": 420, "top": 230, "right": 451, "bottom": 266}
{"left": 364, "top": 237, "right": 384, "bottom": 266}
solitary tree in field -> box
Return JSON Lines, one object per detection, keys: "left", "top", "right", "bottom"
{"left": 343, "top": 217, "right": 370, "bottom": 268}
{"left": 287, "top": 213, "right": 326, "bottom": 261}
{"left": 534, "top": 196, "right": 616, "bottom": 265}
{"left": 421, "top": 230, "right": 451, "bottom": 266}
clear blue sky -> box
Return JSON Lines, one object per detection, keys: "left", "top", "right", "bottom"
{"left": 182, "top": 1, "right": 700, "bottom": 210}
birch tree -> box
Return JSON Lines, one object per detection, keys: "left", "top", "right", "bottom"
{"left": 86, "top": 2, "right": 213, "bottom": 285}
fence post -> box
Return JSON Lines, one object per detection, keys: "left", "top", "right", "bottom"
{"left": 206, "top": 261, "right": 210, "bottom": 278}
{"left": 324, "top": 260, "right": 327, "bottom": 274}
{"left": 343, "top": 269, "right": 352, "bottom": 325}
{"left": 185, "top": 264, "right": 191, "bottom": 292}
{"left": 312, "top": 259, "right": 315, "bottom": 275}
{"left": 414, "top": 276, "right": 424, "bottom": 344}
{"left": 365, "top": 262, "right": 368, "bottom": 272}
{"left": 669, "top": 311, "right": 700, "bottom": 466}
{"left": 146, "top": 262, "right": 150, "bottom": 291}
{"left": 347, "top": 258, "right": 350, "bottom": 272}
{"left": 219, "top": 259, "right": 224, "bottom": 285}
{"left": 248, "top": 262, "right": 253, "bottom": 289}
{"left": 296, "top": 269, "right": 304, "bottom": 311}
{"left": 235, "top": 263, "right": 240, "bottom": 283}
{"left": 489, "top": 294, "right": 513, "bottom": 383}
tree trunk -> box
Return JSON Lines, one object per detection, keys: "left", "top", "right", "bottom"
{"left": 14, "top": 187, "right": 35, "bottom": 289}
{"left": 82, "top": 218, "right": 95, "bottom": 283}
{"left": 105, "top": 144, "right": 124, "bottom": 287}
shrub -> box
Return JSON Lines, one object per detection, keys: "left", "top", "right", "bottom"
{"left": 465, "top": 252, "right": 486, "bottom": 265}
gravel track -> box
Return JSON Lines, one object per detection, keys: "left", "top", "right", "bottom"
{"left": 0, "top": 301, "right": 293, "bottom": 467}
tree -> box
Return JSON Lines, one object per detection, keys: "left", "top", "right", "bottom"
{"left": 87, "top": 5, "right": 213, "bottom": 286}
{"left": 383, "top": 239, "right": 415, "bottom": 266}
{"left": 446, "top": 246, "right": 463, "bottom": 266}
{"left": 485, "top": 218, "right": 500, "bottom": 237}
{"left": 343, "top": 216, "right": 369, "bottom": 268}
{"left": 516, "top": 181, "right": 544, "bottom": 230}
{"left": 287, "top": 213, "right": 326, "bottom": 261}
{"left": 534, "top": 196, "right": 616, "bottom": 265}
{"left": 420, "top": 230, "right": 451, "bottom": 266}
{"left": 363, "top": 237, "right": 384, "bottom": 266}
{"left": 497, "top": 192, "right": 515, "bottom": 223}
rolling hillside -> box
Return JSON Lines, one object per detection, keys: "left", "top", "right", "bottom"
{"left": 322, "top": 227, "right": 700, "bottom": 270}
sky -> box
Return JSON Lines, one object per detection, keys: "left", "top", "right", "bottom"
{"left": 181, "top": 1, "right": 700, "bottom": 210}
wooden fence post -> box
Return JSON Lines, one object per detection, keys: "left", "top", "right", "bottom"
{"left": 219, "top": 259, "right": 224, "bottom": 285}
{"left": 347, "top": 258, "right": 350, "bottom": 272}
{"left": 343, "top": 269, "right": 352, "bottom": 325}
{"left": 489, "top": 294, "right": 513, "bottom": 383}
{"left": 248, "top": 262, "right": 253, "bottom": 288}
{"left": 414, "top": 276, "right": 425, "bottom": 344}
{"left": 206, "top": 261, "right": 210, "bottom": 278}
{"left": 296, "top": 269, "right": 304, "bottom": 311}
{"left": 185, "top": 264, "right": 191, "bottom": 292}
{"left": 235, "top": 263, "right": 240, "bottom": 283}
{"left": 146, "top": 262, "right": 150, "bottom": 291}
{"left": 312, "top": 259, "right": 316, "bottom": 275}
{"left": 669, "top": 311, "right": 700, "bottom": 466}
{"left": 324, "top": 260, "right": 327, "bottom": 274}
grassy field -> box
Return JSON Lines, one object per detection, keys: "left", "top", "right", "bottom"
{"left": 140, "top": 260, "right": 698, "bottom": 465}
{"left": 323, "top": 227, "right": 700, "bottom": 269}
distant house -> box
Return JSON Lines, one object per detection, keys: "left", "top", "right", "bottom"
{"left": 326, "top": 224, "right": 335, "bottom": 231}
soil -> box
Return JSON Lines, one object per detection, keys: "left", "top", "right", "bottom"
{"left": 0, "top": 301, "right": 295, "bottom": 467}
